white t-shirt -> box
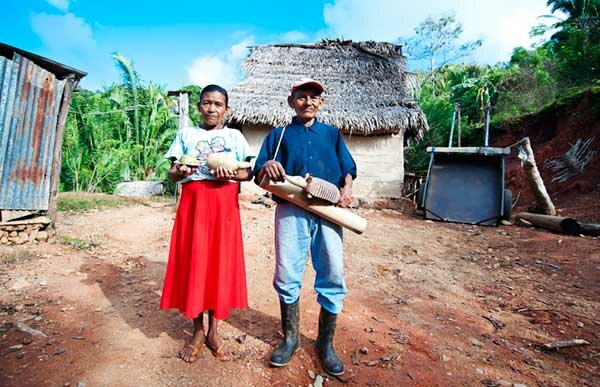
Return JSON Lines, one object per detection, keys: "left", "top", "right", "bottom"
{"left": 165, "top": 126, "right": 253, "bottom": 183}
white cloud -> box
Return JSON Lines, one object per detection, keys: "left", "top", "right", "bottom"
{"left": 187, "top": 37, "right": 254, "bottom": 88}
{"left": 45, "top": 0, "right": 71, "bottom": 12}
{"left": 31, "top": 12, "right": 95, "bottom": 55}
{"left": 279, "top": 31, "right": 308, "bottom": 43}
{"left": 322, "top": 0, "right": 552, "bottom": 64}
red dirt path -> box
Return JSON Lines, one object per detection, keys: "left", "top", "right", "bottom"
{"left": 1, "top": 194, "right": 598, "bottom": 386}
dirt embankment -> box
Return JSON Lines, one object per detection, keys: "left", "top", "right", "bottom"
{"left": 493, "top": 88, "right": 600, "bottom": 222}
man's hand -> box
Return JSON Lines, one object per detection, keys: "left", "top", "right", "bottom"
{"left": 337, "top": 173, "right": 354, "bottom": 207}
{"left": 337, "top": 185, "right": 352, "bottom": 207}
{"left": 261, "top": 160, "right": 286, "bottom": 182}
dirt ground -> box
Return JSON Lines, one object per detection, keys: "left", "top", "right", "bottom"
{"left": 1, "top": 193, "right": 599, "bottom": 387}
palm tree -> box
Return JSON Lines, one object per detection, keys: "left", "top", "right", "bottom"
{"left": 546, "top": 0, "right": 600, "bottom": 29}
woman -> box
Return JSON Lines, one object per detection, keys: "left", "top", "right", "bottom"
{"left": 160, "top": 84, "right": 253, "bottom": 363}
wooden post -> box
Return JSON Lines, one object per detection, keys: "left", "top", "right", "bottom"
{"left": 520, "top": 137, "right": 556, "bottom": 216}
{"left": 47, "top": 76, "right": 77, "bottom": 223}
{"left": 178, "top": 92, "right": 189, "bottom": 130}
{"left": 175, "top": 92, "right": 189, "bottom": 206}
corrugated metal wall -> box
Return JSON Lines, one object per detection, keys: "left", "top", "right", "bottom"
{"left": 0, "top": 53, "right": 66, "bottom": 210}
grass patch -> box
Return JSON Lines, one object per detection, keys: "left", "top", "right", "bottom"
{"left": 60, "top": 235, "right": 99, "bottom": 250}
{"left": 58, "top": 193, "right": 129, "bottom": 212}
{"left": 2, "top": 254, "right": 16, "bottom": 264}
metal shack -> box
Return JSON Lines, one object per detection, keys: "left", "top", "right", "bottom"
{"left": 0, "top": 43, "right": 86, "bottom": 244}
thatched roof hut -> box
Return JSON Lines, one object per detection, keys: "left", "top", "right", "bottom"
{"left": 229, "top": 39, "right": 428, "bottom": 137}
{"left": 229, "top": 40, "right": 429, "bottom": 199}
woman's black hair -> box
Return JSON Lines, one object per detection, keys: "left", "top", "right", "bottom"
{"left": 199, "top": 84, "right": 229, "bottom": 107}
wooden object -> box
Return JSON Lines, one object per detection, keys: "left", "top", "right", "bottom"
{"left": 518, "top": 137, "right": 556, "bottom": 215}
{"left": 516, "top": 212, "right": 582, "bottom": 235}
{"left": 581, "top": 223, "right": 600, "bottom": 236}
{"left": 542, "top": 339, "right": 589, "bottom": 350}
{"left": 285, "top": 175, "right": 341, "bottom": 204}
{"left": 206, "top": 153, "right": 252, "bottom": 171}
{"left": 261, "top": 177, "right": 367, "bottom": 234}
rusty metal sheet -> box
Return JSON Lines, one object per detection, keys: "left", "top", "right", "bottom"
{"left": 0, "top": 53, "right": 66, "bottom": 210}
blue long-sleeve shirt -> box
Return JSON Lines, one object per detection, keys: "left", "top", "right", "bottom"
{"left": 253, "top": 118, "right": 357, "bottom": 196}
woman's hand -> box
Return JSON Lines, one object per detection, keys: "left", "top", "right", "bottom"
{"left": 168, "top": 162, "right": 198, "bottom": 183}
{"left": 213, "top": 166, "right": 238, "bottom": 180}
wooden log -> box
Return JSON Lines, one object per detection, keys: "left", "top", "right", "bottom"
{"left": 261, "top": 177, "right": 367, "bottom": 234}
{"left": 542, "top": 339, "right": 589, "bottom": 350}
{"left": 516, "top": 212, "right": 582, "bottom": 235}
{"left": 581, "top": 223, "right": 600, "bottom": 236}
{"left": 519, "top": 137, "right": 556, "bottom": 215}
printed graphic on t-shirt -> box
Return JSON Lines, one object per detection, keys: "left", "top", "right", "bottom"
{"left": 195, "top": 136, "right": 232, "bottom": 175}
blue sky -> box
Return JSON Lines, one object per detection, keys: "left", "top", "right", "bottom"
{"left": 1, "top": 0, "right": 555, "bottom": 91}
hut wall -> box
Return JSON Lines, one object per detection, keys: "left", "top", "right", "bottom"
{"left": 343, "top": 132, "right": 404, "bottom": 198}
{"left": 239, "top": 125, "right": 405, "bottom": 198}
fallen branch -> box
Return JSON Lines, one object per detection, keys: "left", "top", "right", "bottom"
{"left": 16, "top": 321, "right": 47, "bottom": 338}
{"left": 542, "top": 338, "right": 590, "bottom": 350}
{"left": 581, "top": 223, "right": 600, "bottom": 237}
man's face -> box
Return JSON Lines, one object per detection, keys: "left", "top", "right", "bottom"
{"left": 288, "top": 87, "right": 323, "bottom": 123}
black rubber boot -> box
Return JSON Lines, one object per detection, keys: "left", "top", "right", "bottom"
{"left": 269, "top": 299, "right": 300, "bottom": 367}
{"left": 315, "top": 307, "right": 345, "bottom": 376}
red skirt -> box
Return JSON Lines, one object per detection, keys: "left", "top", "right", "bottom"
{"left": 160, "top": 180, "right": 248, "bottom": 319}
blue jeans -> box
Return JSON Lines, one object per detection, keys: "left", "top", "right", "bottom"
{"left": 274, "top": 202, "right": 346, "bottom": 314}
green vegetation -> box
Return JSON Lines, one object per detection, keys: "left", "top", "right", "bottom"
{"left": 405, "top": 0, "right": 600, "bottom": 174}
{"left": 61, "top": 54, "right": 202, "bottom": 194}
{"left": 2, "top": 254, "right": 16, "bottom": 265}
{"left": 60, "top": 235, "right": 99, "bottom": 250}
{"left": 57, "top": 195, "right": 130, "bottom": 212}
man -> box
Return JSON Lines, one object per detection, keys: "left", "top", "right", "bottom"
{"left": 254, "top": 78, "right": 356, "bottom": 376}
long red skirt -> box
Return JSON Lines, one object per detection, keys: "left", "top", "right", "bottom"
{"left": 160, "top": 180, "right": 248, "bottom": 320}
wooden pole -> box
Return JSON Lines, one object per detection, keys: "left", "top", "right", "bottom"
{"left": 175, "top": 92, "right": 189, "bottom": 206}
{"left": 48, "top": 76, "right": 77, "bottom": 223}
{"left": 520, "top": 137, "right": 556, "bottom": 215}
{"left": 178, "top": 92, "right": 189, "bottom": 130}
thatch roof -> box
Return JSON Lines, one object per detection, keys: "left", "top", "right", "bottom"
{"left": 228, "top": 40, "right": 428, "bottom": 137}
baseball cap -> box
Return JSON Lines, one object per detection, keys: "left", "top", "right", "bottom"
{"left": 290, "top": 78, "right": 324, "bottom": 94}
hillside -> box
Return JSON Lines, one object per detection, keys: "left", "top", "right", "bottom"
{"left": 493, "top": 87, "right": 600, "bottom": 222}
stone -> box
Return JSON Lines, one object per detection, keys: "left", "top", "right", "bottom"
{"left": 11, "top": 277, "right": 30, "bottom": 291}
{"left": 9, "top": 231, "right": 17, "bottom": 237}
{"left": 114, "top": 181, "right": 164, "bottom": 197}
{"left": 1, "top": 236, "right": 8, "bottom": 244}
{"left": 36, "top": 231, "right": 48, "bottom": 242}
{"left": 313, "top": 375, "right": 323, "bottom": 387}
{"left": 469, "top": 337, "right": 483, "bottom": 347}
{"left": 28, "top": 229, "right": 38, "bottom": 242}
